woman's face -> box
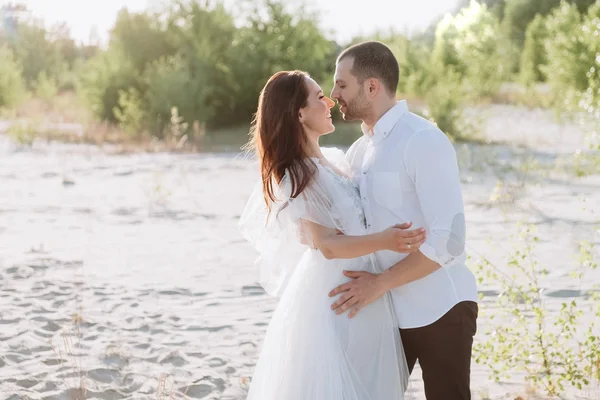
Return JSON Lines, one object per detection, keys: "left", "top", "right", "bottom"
{"left": 299, "top": 77, "right": 335, "bottom": 138}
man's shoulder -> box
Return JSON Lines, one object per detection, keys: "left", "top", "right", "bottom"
{"left": 400, "top": 113, "right": 450, "bottom": 145}
{"left": 402, "top": 111, "right": 439, "bottom": 134}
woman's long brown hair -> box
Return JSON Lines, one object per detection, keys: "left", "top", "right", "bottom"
{"left": 247, "top": 70, "right": 316, "bottom": 210}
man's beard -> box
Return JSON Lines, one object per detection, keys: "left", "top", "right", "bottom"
{"left": 341, "top": 91, "right": 369, "bottom": 121}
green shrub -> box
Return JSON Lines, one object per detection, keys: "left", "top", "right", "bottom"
{"left": 519, "top": 14, "right": 549, "bottom": 85}
{"left": 0, "top": 46, "right": 25, "bottom": 108}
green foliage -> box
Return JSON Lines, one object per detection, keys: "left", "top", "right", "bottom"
{"left": 111, "top": 8, "right": 176, "bottom": 72}
{"left": 502, "top": 0, "right": 595, "bottom": 50}
{"left": 543, "top": 2, "right": 587, "bottom": 107}
{"left": 519, "top": 14, "right": 548, "bottom": 85}
{"left": 432, "top": 1, "right": 508, "bottom": 97}
{"left": 473, "top": 224, "right": 600, "bottom": 396}
{"left": 422, "top": 68, "right": 473, "bottom": 141}
{"left": 11, "top": 22, "right": 66, "bottom": 88}
{"left": 34, "top": 70, "right": 58, "bottom": 101}
{"left": 0, "top": 46, "right": 25, "bottom": 108}
{"left": 166, "top": 1, "right": 238, "bottom": 129}
{"left": 79, "top": 44, "right": 137, "bottom": 122}
{"left": 223, "top": 0, "right": 335, "bottom": 126}
{"left": 3, "top": 0, "right": 600, "bottom": 146}
{"left": 78, "top": 0, "right": 335, "bottom": 137}
{"left": 7, "top": 120, "right": 37, "bottom": 146}
{"left": 382, "top": 34, "right": 432, "bottom": 97}
{"left": 142, "top": 55, "right": 200, "bottom": 137}
{"left": 577, "top": 2, "right": 600, "bottom": 118}
{"left": 113, "top": 87, "right": 146, "bottom": 139}
{"left": 543, "top": 1, "right": 600, "bottom": 115}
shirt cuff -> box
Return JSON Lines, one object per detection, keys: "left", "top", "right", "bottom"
{"left": 419, "top": 242, "right": 455, "bottom": 268}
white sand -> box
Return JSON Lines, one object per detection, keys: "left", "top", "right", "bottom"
{"left": 0, "top": 104, "right": 598, "bottom": 399}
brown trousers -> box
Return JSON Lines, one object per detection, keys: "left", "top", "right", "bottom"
{"left": 400, "top": 301, "right": 478, "bottom": 400}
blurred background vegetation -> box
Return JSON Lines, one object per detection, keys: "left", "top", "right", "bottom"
{"left": 0, "top": 0, "right": 599, "bottom": 149}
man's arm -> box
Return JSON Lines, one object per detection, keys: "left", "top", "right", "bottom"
{"left": 330, "top": 128, "right": 466, "bottom": 317}
{"left": 378, "top": 127, "right": 466, "bottom": 281}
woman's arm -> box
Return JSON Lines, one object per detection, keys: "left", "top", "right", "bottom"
{"left": 301, "top": 220, "right": 426, "bottom": 260}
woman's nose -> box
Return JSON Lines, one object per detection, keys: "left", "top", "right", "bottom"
{"left": 325, "top": 96, "right": 335, "bottom": 109}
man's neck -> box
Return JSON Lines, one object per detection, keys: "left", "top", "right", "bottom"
{"left": 362, "top": 99, "right": 398, "bottom": 134}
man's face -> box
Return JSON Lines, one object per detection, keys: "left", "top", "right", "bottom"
{"left": 330, "top": 57, "right": 370, "bottom": 122}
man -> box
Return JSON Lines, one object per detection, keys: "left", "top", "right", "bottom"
{"left": 329, "top": 41, "right": 479, "bottom": 400}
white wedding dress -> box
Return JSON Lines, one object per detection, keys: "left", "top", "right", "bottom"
{"left": 239, "top": 148, "right": 408, "bottom": 400}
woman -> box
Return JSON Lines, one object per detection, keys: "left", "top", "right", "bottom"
{"left": 238, "top": 70, "right": 424, "bottom": 399}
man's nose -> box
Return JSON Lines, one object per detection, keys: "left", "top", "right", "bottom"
{"left": 330, "top": 87, "right": 339, "bottom": 100}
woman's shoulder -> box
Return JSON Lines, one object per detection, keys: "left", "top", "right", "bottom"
{"left": 320, "top": 147, "right": 351, "bottom": 175}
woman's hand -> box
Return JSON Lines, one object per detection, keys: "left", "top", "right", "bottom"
{"left": 381, "top": 222, "right": 426, "bottom": 253}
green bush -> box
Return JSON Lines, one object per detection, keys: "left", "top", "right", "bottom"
{"left": 519, "top": 14, "right": 548, "bottom": 85}
{"left": 577, "top": 2, "right": 600, "bottom": 118}
{"left": 222, "top": 0, "right": 335, "bottom": 127}
{"left": 385, "top": 34, "right": 432, "bottom": 97}
{"left": 12, "top": 23, "right": 65, "bottom": 88}
{"left": 432, "top": 1, "right": 508, "bottom": 97}
{"left": 34, "top": 70, "right": 58, "bottom": 101}
{"left": 543, "top": 1, "right": 600, "bottom": 113}
{"left": 113, "top": 87, "right": 146, "bottom": 139}
{"left": 0, "top": 46, "right": 25, "bottom": 108}
{"left": 79, "top": 44, "right": 138, "bottom": 122}
{"left": 143, "top": 55, "right": 205, "bottom": 138}
{"left": 473, "top": 225, "right": 600, "bottom": 396}
{"left": 502, "top": 0, "right": 595, "bottom": 50}
{"left": 422, "top": 67, "right": 473, "bottom": 141}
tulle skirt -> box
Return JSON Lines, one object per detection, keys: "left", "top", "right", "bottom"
{"left": 247, "top": 249, "right": 408, "bottom": 400}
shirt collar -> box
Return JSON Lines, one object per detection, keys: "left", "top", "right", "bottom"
{"left": 360, "top": 100, "right": 408, "bottom": 143}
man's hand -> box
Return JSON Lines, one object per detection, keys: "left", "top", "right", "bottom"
{"left": 329, "top": 270, "right": 388, "bottom": 318}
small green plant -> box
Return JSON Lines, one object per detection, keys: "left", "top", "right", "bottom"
{"left": 473, "top": 224, "right": 600, "bottom": 397}
{"left": 7, "top": 121, "right": 37, "bottom": 147}
{"left": 165, "top": 106, "right": 188, "bottom": 148}
{"left": 113, "top": 87, "right": 146, "bottom": 139}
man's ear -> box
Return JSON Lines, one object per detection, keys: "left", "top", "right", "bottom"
{"left": 367, "top": 78, "right": 379, "bottom": 97}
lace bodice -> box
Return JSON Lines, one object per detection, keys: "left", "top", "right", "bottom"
{"left": 314, "top": 160, "right": 367, "bottom": 234}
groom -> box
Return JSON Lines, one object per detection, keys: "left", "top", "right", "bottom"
{"left": 328, "top": 41, "right": 479, "bottom": 400}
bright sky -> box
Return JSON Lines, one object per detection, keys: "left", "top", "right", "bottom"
{"left": 4, "top": 0, "right": 457, "bottom": 44}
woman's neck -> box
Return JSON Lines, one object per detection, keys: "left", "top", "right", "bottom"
{"left": 305, "top": 137, "right": 324, "bottom": 160}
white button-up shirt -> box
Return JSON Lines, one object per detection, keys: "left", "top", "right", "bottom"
{"left": 347, "top": 101, "right": 478, "bottom": 329}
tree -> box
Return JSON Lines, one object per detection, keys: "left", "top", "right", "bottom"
{"left": 0, "top": 45, "right": 25, "bottom": 107}
{"left": 432, "top": 1, "right": 508, "bottom": 96}
{"left": 519, "top": 14, "right": 548, "bottom": 84}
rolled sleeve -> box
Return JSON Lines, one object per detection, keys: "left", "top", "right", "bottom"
{"left": 404, "top": 128, "right": 466, "bottom": 268}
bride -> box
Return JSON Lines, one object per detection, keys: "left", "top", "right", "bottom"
{"left": 239, "top": 70, "right": 424, "bottom": 399}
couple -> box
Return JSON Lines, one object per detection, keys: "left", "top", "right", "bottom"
{"left": 239, "top": 41, "right": 479, "bottom": 400}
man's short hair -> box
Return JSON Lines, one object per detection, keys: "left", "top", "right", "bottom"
{"left": 337, "top": 41, "right": 399, "bottom": 95}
